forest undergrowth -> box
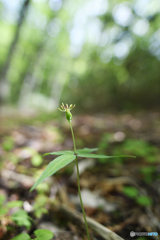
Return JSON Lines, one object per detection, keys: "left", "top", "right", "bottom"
{"left": 0, "top": 111, "right": 160, "bottom": 240}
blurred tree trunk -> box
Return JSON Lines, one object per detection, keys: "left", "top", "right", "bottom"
{"left": 0, "top": 0, "right": 31, "bottom": 103}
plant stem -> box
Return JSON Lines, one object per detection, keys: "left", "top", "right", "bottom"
{"left": 70, "top": 122, "right": 77, "bottom": 153}
{"left": 69, "top": 122, "right": 91, "bottom": 240}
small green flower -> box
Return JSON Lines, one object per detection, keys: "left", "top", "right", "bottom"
{"left": 58, "top": 103, "right": 75, "bottom": 123}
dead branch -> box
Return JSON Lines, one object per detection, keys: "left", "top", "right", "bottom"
{"left": 52, "top": 202, "right": 124, "bottom": 240}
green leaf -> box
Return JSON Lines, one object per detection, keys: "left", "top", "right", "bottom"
{"left": 0, "top": 208, "right": 8, "bottom": 216}
{"left": 76, "top": 148, "right": 98, "bottom": 154}
{"left": 7, "top": 200, "right": 23, "bottom": 208}
{"left": 43, "top": 150, "right": 74, "bottom": 156}
{"left": 123, "top": 186, "right": 138, "bottom": 198}
{"left": 11, "top": 233, "right": 31, "bottom": 240}
{"left": 34, "top": 195, "right": 48, "bottom": 218}
{"left": 30, "top": 154, "right": 76, "bottom": 191}
{"left": 11, "top": 209, "right": 32, "bottom": 229}
{"left": 34, "top": 229, "right": 54, "bottom": 240}
{"left": 77, "top": 153, "right": 136, "bottom": 159}
{"left": 136, "top": 196, "right": 152, "bottom": 206}
{"left": 77, "top": 153, "right": 109, "bottom": 158}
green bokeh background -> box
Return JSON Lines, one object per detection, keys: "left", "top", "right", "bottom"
{"left": 0, "top": 0, "right": 160, "bottom": 113}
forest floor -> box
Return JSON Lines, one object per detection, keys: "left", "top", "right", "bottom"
{"left": 0, "top": 110, "right": 160, "bottom": 240}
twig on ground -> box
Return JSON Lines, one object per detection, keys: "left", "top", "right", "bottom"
{"left": 52, "top": 202, "right": 124, "bottom": 240}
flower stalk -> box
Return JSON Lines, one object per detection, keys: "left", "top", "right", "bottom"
{"left": 59, "top": 103, "right": 90, "bottom": 240}
{"left": 70, "top": 122, "right": 90, "bottom": 240}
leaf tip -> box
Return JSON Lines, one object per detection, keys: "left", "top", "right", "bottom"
{"left": 29, "top": 185, "right": 35, "bottom": 192}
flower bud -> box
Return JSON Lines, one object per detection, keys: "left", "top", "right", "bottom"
{"left": 66, "top": 111, "right": 72, "bottom": 123}
{"left": 58, "top": 103, "right": 75, "bottom": 122}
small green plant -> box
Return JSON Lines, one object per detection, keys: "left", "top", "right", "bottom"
{"left": 33, "top": 195, "right": 48, "bottom": 218}
{"left": 12, "top": 229, "right": 54, "bottom": 240}
{"left": 30, "top": 103, "right": 135, "bottom": 240}
{"left": 11, "top": 209, "right": 32, "bottom": 229}
{"left": 113, "top": 139, "right": 159, "bottom": 163}
{"left": 122, "top": 186, "right": 152, "bottom": 206}
{"left": 0, "top": 195, "right": 32, "bottom": 234}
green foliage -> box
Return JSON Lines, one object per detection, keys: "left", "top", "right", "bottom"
{"left": 12, "top": 229, "right": 54, "bottom": 240}
{"left": 76, "top": 148, "right": 98, "bottom": 153}
{"left": 136, "top": 196, "right": 152, "bottom": 206}
{"left": 113, "top": 139, "right": 159, "bottom": 160}
{"left": 77, "top": 153, "right": 134, "bottom": 159}
{"left": 122, "top": 186, "right": 138, "bottom": 198}
{"left": 12, "top": 233, "right": 31, "bottom": 240}
{"left": 122, "top": 186, "right": 152, "bottom": 206}
{"left": 98, "top": 136, "right": 158, "bottom": 184}
{"left": 111, "top": 139, "right": 159, "bottom": 166}
{"left": 2, "top": 137, "right": 14, "bottom": 151}
{"left": 34, "top": 229, "right": 54, "bottom": 240}
{"left": 45, "top": 150, "right": 74, "bottom": 156}
{"left": 0, "top": 207, "right": 8, "bottom": 216}
{"left": 46, "top": 148, "right": 98, "bottom": 156}
{"left": 30, "top": 154, "right": 76, "bottom": 191}
{"left": 0, "top": 196, "right": 23, "bottom": 216}
{"left": 33, "top": 195, "right": 48, "bottom": 218}
{"left": 29, "top": 104, "right": 135, "bottom": 240}
{"left": 0, "top": 196, "right": 32, "bottom": 229}
{"left": 0, "top": 0, "right": 160, "bottom": 110}
{"left": 7, "top": 200, "right": 23, "bottom": 208}
{"left": 140, "top": 166, "right": 156, "bottom": 183}
{"left": 11, "top": 209, "right": 32, "bottom": 229}
{"left": 31, "top": 148, "right": 135, "bottom": 191}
